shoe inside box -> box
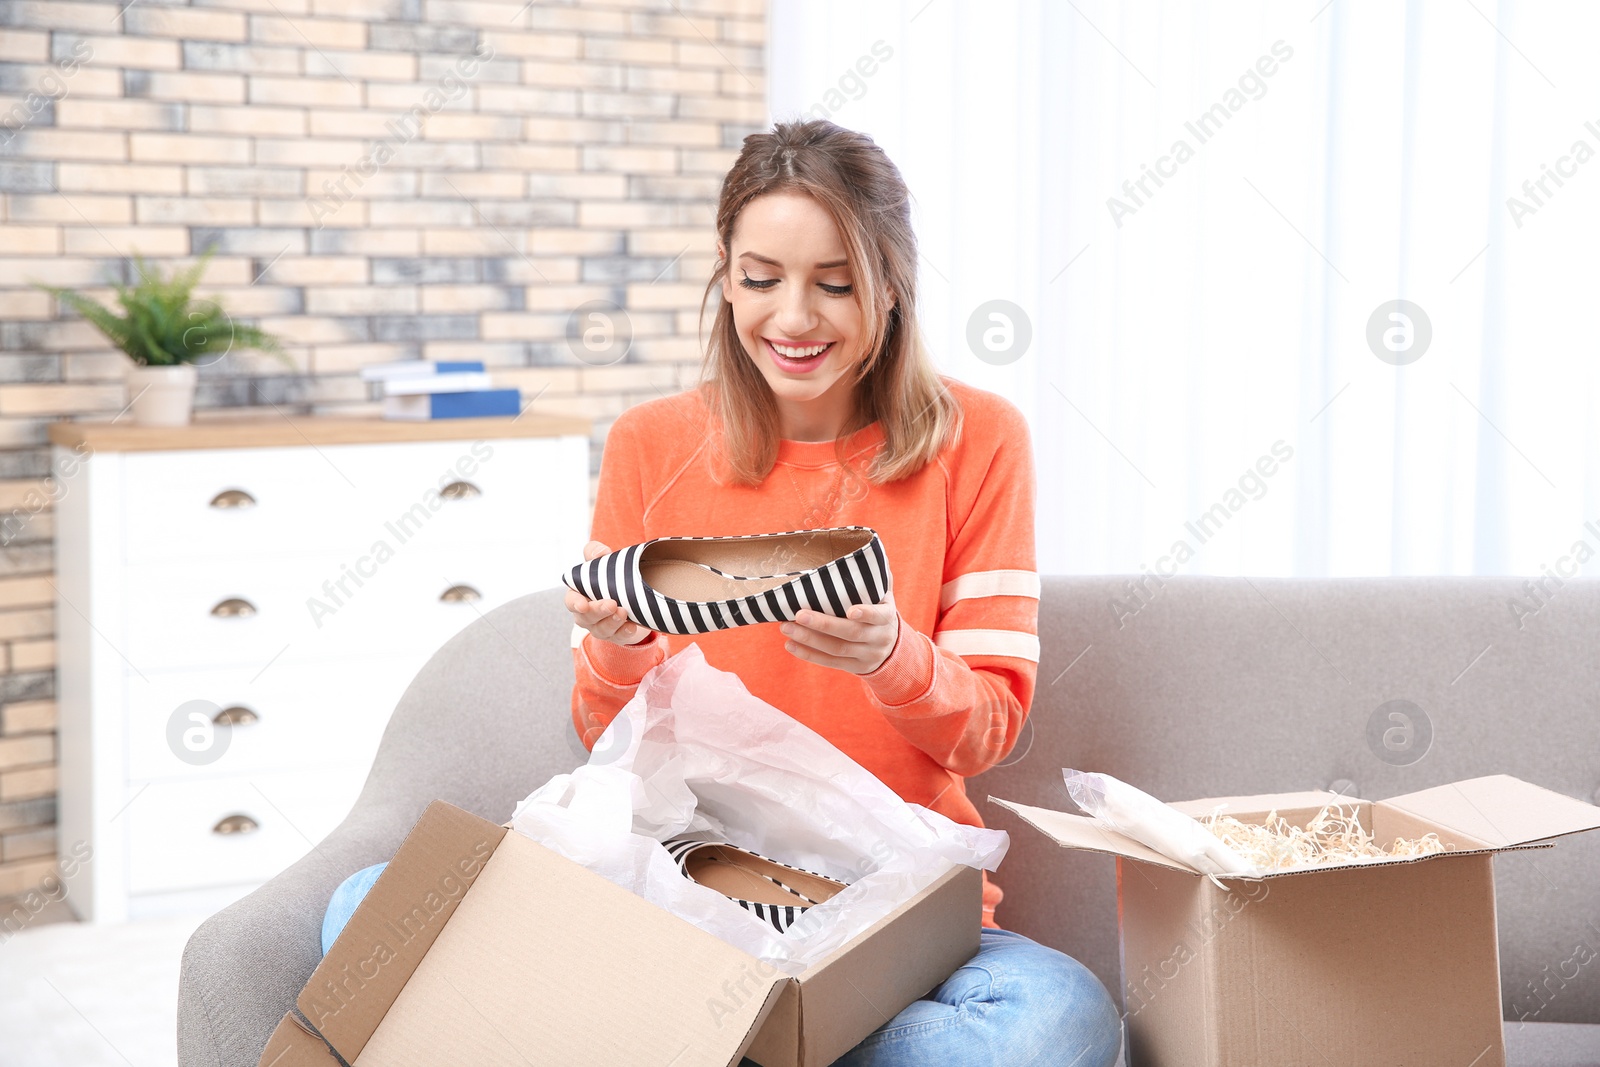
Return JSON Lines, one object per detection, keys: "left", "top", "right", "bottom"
{"left": 682, "top": 846, "right": 847, "bottom": 909}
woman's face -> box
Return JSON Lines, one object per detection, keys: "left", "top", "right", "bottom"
{"left": 719, "top": 191, "right": 867, "bottom": 432}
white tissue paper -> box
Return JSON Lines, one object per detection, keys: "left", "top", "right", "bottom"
{"left": 511, "top": 642, "right": 1008, "bottom": 975}
{"left": 1062, "top": 769, "right": 1259, "bottom": 881}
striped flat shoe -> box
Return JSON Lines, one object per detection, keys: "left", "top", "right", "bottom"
{"left": 561, "top": 525, "right": 891, "bottom": 636}
{"left": 663, "top": 835, "right": 847, "bottom": 934}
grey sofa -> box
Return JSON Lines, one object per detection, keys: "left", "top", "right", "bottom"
{"left": 177, "top": 578, "right": 1600, "bottom": 1066}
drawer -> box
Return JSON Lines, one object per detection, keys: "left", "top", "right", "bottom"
{"left": 120, "top": 437, "right": 588, "bottom": 563}
{"left": 121, "top": 446, "right": 365, "bottom": 564}
{"left": 331, "top": 437, "right": 588, "bottom": 558}
{"left": 125, "top": 657, "right": 420, "bottom": 783}
{"left": 116, "top": 546, "right": 549, "bottom": 671}
{"left": 125, "top": 768, "right": 365, "bottom": 893}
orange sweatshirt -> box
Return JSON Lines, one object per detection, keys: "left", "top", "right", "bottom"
{"left": 569, "top": 376, "right": 1040, "bottom": 927}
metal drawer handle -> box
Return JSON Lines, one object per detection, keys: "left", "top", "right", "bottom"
{"left": 212, "top": 705, "right": 259, "bottom": 726}
{"left": 213, "top": 814, "right": 259, "bottom": 835}
{"left": 440, "top": 584, "right": 481, "bottom": 603}
{"left": 211, "top": 598, "right": 257, "bottom": 618}
{"left": 210, "top": 489, "right": 256, "bottom": 509}
{"left": 440, "top": 480, "right": 481, "bottom": 500}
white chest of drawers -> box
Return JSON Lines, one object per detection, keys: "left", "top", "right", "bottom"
{"left": 50, "top": 416, "right": 590, "bottom": 921}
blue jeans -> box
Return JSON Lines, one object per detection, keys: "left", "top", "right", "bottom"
{"left": 323, "top": 863, "right": 1122, "bottom": 1067}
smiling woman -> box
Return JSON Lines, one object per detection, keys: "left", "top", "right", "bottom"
{"left": 697, "top": 121, "right": 957, "bottom": 487}
{"left": 324, "top": 119, "right": 1122, "bottom": 1067}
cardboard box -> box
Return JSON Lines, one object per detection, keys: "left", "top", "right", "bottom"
{"left": 258, "top": 801, "right": 982, "bottom": 1067}
{"left": 993, "top": 774, "right": 1600, "bottom": 1067}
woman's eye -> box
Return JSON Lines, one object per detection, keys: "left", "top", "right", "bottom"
{"left": 738, "top": 275, "right": 778, "bottom": 290}
{"left": 819, "top": 283, "right": 853, "bottom": 296}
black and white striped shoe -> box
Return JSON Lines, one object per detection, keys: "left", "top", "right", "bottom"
{"left": 662, "top": 836, "right": 847, "bottom": 934}
{"left": 561, "top": 526, "right": 891, "bottom": 636}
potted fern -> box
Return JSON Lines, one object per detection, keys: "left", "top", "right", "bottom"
{"left": 35, "top": 251, "right": 284, "bottom": 427}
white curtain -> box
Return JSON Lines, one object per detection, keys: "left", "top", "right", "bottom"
{"left": 767, "top": 0, "right": 1600, "bottom": 577}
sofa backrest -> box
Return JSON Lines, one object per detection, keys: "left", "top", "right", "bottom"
{"left": 974, "top": 575, "right": 1600, "bottom": 1025}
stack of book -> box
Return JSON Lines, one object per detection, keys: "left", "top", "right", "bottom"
{"left": 361, "top": 360, "right": 522, "bottom": 421}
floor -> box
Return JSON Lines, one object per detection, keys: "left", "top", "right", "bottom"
{"left": 0, "top": 899, "right": 205, "bottom": 1067}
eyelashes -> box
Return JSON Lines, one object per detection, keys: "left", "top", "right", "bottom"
{"left": 737, "top": 273, "right": 853, "bottom": 296}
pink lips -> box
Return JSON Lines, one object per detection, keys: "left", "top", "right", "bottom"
{"left": 765, "top": 337, "right": 835, "bottom": 372}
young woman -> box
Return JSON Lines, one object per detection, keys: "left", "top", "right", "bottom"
{"left": 324, "top": 120, "right": 1121, "bottom": 1066}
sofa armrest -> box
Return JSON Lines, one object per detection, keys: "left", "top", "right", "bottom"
{"left": 177, "top": 800, "right": 418, "bottom": 1067}
{"left": 176, "top": 588, "right": 582, "bottom": 1066}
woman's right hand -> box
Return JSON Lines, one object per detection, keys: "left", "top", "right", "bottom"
{"left": 564, "top": 540, "right": 655, "bottom": 646}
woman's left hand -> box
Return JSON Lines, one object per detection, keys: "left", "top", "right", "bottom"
{"left": 779, "top": 590, "right": 899, "bottom": 674}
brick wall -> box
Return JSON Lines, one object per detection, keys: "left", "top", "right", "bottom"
{"left": 0, "top": 0, "right": 766, "bottom": 903}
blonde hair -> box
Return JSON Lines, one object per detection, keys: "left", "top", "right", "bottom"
{"left": 696, "top": 120, "right": 961, "bottom": 486}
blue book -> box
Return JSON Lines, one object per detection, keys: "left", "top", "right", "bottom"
{"left": 384, "top": 388, "right": 522, "bottom": 421}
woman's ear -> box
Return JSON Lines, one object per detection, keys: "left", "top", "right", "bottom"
{"left": 717, "top": 240, "right": 733, "bottom": 302}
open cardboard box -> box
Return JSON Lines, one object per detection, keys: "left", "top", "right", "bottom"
{"left": 993, "top": 774, "right": 1600, "bottom": 1067}
{"left": 257, "top": 800, "right": 982, "bottom": 1067}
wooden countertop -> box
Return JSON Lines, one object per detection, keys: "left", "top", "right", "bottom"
{"left": 48, "top": 414, "right": 592, "bottom": 452}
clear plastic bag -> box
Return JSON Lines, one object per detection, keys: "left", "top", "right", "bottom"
{"left": 1062, "top": 769, "right": 1258, "bottom": 880}
{"left": 511, "top": 643, "right": 1008, "bottom": 975}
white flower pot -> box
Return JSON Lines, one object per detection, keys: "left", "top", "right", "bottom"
{"left": 127, "top": 364, "right": 198, "bottom": 427}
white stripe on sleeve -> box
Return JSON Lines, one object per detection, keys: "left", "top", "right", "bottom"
{"left": 939, "top": 569, "right": 1042, "bottom": 612}
{"left": 932, "top": 628, "right": 1040, "bottom": 662}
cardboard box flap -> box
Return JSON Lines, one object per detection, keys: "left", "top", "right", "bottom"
{"left": 257, "top": 1012, "right": 340, "bottom": 1067}
{"left": 1381, "top": 774, "right": 1600, "bottom": 848}
{"left": 990, "top": 797, "right": 1202, "bottom": 874}
{"left": 349, "top": 827, "right": 788, "bottom": 1067}
{"left": 296, "top": 801, "right": 506, "bottom": 1060}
